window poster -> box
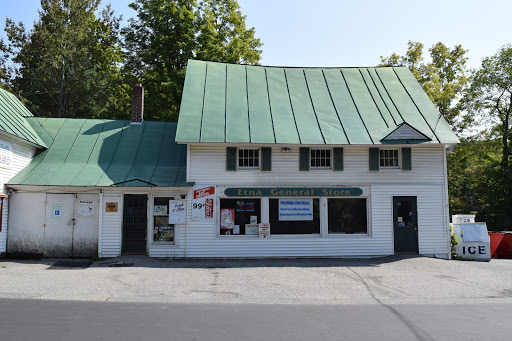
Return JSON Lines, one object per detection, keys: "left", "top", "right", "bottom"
{"left": 53, "top": 204, "right": 62, "bottom": 218}
{"left": 245, "top": 224, "right": 259, "bottom": 235}
{"left": 279, "top": 199, "right": 313, "bottom": 221}
{"left": 154, "top": 205, "right": 168, "bottom": 215}
{"left": 220, "top": 208, "right": 235, "bottom": 229}
{"left": 245, "top": 201, "right": 255, "bottom": 212}
{"left": 259, "top": 223, "right": 270, "bottom": 238}
{"left": 192, "top": 185, "right": 215, "bottom": 221}
{"left": 169, "top": 200, "right": 186, "bottom": 224}
{"left": 236, "top": 201, "right": 245, "bottom": 212}
{"left": 0, "top": 139, "right": 12, "bottom": 170}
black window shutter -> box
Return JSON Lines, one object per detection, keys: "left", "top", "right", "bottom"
{"left": 299, "top": 147, "right": 310, "bottom": 171}
{"left": 402, "top": 148, "right": 412, "bottom": 170}
{"left": 369, "top": 148, "right": 379, "bottom": 171}
{"left": 261, "top": 147, "right": 272, "bottom": 171}
{"left": 333, "top": 148, "right": 343, "bottom": 171}
{"left": 226, "top": 147, "right": 237, "bottom": 171}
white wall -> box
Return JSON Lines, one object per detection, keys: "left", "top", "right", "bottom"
{"left": 0, "top": 135, "right": 38, "bottom": 253}
{"left": 181, "top": 144, "right": 450, "bottom": 258}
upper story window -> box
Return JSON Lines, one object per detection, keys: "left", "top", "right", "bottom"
{"left": 238, "top": 148, "right": 260, "bottom": 169}
{"left": 379, "top": 149, "right": 400, "bottom": 169}
{"left": 310, "top": 149, "right": 331, "bottom": 169}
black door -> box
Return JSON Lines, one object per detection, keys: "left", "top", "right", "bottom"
{"left": 393, "top": 196, "right": 418, "bottom": 253}
{"left": 122, "top": 194, "right": 148, "bottom": 254}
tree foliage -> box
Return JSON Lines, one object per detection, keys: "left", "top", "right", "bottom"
{"left": 122, "top": 0, "right": 262, "bottom": 121}
{"left": 459, "top": 45, "right": 512, "bottom": 230}
{"left": 1, "top": 0, "right": 129, "bottom": 118}
{"left": 379, "top": 41, "right": 468, "bottom": 130}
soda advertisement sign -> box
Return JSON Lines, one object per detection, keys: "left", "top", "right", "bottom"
{"left": 192, "top": 185, "right": 215, "bottom": 221}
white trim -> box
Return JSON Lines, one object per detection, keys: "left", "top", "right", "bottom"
{"left": 443, "top": 146, "right": 450, "bottom": 254}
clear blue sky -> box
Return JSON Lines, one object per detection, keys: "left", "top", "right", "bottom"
{"left": 1, "top": 0, "right": 511, "bottom": 69}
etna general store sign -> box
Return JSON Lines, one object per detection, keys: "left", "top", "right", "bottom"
{"left": 224, "top": 187, "right": 363, "bottom": 197}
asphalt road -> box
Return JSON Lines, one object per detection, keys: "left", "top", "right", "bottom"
{"left": 0, "top": 298, "right": 511, "bottom": 341}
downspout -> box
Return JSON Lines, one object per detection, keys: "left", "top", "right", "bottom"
{"left": 98, "top": 189, "right": 104, "bottom": 258}
{"left": 443, "top": 146, "right": 451, "bottom": 258}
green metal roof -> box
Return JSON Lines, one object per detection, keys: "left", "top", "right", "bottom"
{"left": 0, "top": 88, "right": 47, "bottom": 147}
{"left": 176, "top": 60, "right": 459, "bottom": 145}
{"left": 8, "top": 118, "right": 191, "bottom": 187}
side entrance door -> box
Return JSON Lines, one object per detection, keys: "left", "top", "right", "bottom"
{"left": 122, "top": 194, "right": 148, "bottom": 254}
{"left": 44, "top": 194, "right": 75, "bottom": 257}
{"left": 393, "top": 196, "right": 419, "bottom": 253}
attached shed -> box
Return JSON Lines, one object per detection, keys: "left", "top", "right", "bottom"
{"left": 7, "top": 86, "right": 191, "bottom": 258}
{"left": 174, "top": 60, "right": 459, "bottom": 259}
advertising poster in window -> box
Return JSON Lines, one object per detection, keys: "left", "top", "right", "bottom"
{"left": 192, "top": 185, "right": 215, "bottom": 221}
{"left": 169, "top": 200, "right": 186, "bottom": 224}
{"left": 279, "top": 199, "right": 313, "bottom": 221}
{"left": 220, "top": 208, "right": 235, "bottom": 229}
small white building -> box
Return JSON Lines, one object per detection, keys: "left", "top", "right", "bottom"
{"left": 3, "top": 60, "right": 459, "bottom": 259}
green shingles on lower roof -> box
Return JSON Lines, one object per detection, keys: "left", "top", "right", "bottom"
{"left": 176, "top": 60, "right": 459, "bottom": 145}
{"left": 0, "top": 88, "right": 46, "bottom": 147}
{"left": 8, "top": 118, "right": 190, "bottom": 187}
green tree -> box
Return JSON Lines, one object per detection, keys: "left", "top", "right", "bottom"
{"left": 1, "top": 0, "right": 128, "bottom": 118}
{"left": 462, "top": 44, "right": 512, "bottom": 230}
{"left": 122, "top": 0, "right": 262, "bottom": 121}
{"left": 380, "top": 41, "right": 468, "bottom": 129}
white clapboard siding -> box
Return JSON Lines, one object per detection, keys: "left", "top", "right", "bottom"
{"left": 189, "top": 145, "right": 445, "bottom": 185}
{"left": 181, "top": 184, "right": 448, "bottom": 258}
{"left": 99, "top": 192, "right": 122, "bottom": 257}
{"left": 0, "top": 136, "right": 38, "bottom": 253}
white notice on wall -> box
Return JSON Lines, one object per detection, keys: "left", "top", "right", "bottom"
{"left": 0, "top": 139, "right": 13, "bottom": 170}
{"left": 192, "top": 185, "right": 215, "bottom": 221}
{"left": 78, "top": 200, "right": 95, "bottom": 216}
{"left": 278, "top": 198, "right": 313, "bottom": 221}
{"left": 169, "top": 200, "right": 187, "bottom": 224}
{"left": 259, "top": 223, "right": 270, "bottom": 238}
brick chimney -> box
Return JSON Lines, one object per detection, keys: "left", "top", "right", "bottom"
{"left": 131, "top": 83, "right": 144, "bottom": 124}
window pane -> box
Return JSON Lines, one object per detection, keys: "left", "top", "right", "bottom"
{"left": 220, "top": 199, "right": 261, "bottom": 235}
{"left": 269, "top": 199, "right": 320, "bottom": 234}
{"left": 328, "top": 198, "right": 367, "bottom": 234}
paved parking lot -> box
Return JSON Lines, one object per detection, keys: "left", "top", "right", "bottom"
{"left": 0, "top": 255, "right": 511, "bottom": 305}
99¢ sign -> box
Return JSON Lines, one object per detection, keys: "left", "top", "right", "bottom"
{"left": 192, "top": 186, "right": 215, "bottom": 221}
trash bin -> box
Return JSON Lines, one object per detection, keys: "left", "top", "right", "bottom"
{"left": 489, "top": 232, "right": 512, "bottom": 258}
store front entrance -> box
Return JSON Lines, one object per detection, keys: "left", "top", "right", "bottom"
{"left": 393, "top": 196, "right": 418, "bottom": 253}
{"left": 122, "top": 194, "right": 148, "bottom": 254}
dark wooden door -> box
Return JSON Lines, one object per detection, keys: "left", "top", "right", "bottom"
{"left": 393, "top": 196, "right": 418, "bottom": 253}
{"left": 122, "top": 194, "right": 148, "bottom": 254}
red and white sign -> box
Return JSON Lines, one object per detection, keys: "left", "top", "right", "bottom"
{"left": 192, "top": 185, "right": 216, "bottom": 221}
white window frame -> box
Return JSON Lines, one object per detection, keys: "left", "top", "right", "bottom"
{"left": 325, "top": 197, "right": 370, "bottom": 236}
{"left": 237, "top": 148, "right": 260, "bottom": 170}
{"left": 150, "top": 194, "right": 176, "bottom": 245}
{"left": 379, "top": 148, "right": 401, "bottom": 169}
{"left": 310, "top": 148, "right": 332, "bottom": 169}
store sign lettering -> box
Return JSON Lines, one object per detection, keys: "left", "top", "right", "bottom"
{"left": 224, "top": 187, "right": 363, "bottom": 197}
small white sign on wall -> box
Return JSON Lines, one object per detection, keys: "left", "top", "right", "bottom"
{"left": 0, "top": 140, "right": 13, "bottom": 170}
{"left": 169, "top": 200, "right": 187, "bottom": 224}
{"left": 78, "top": 200, "right": 95, "bottom": 216}
{"left": 53, "top": 204, "right": 62, "bottom": 218}
{"left": 192, "top": 185, "right": 215, "bottom": 221}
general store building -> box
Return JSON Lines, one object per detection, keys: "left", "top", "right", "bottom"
{"left": 1, "top": 60, "right": 459, "bottom": 259}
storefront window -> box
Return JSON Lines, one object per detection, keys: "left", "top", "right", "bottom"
{"left": 269, "top": 199, "right": 320, "bottom": 234}
{"left": 328, "top": 198, "right": 367, "bottom": 234}
{"left": 153, "top": 197, "right": 174, "bottom": 242}
{"left": 219, "top": 199, "right": 261, "bottom": 235}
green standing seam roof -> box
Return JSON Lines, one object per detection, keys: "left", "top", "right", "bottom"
{"left": 0, "top": 88, "right": 46, "bottom": 147}
{"left": 8, "top": 118, "right": 191, "bottom": 187}
{"left": 176, "top": 60, "right": 459, "bottom": 145}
